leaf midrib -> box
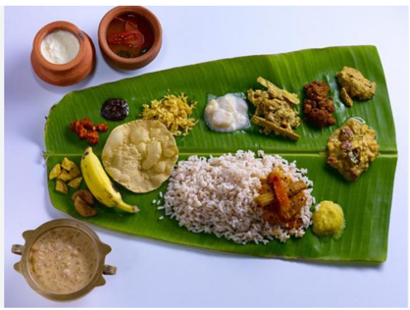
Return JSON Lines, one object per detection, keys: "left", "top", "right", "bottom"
{"left": 43, "top": 151, "right": 398, "bottom": 158}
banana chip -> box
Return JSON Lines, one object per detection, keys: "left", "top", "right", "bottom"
{"left": 102, "top": 120, "right": 179, "bottom": 193}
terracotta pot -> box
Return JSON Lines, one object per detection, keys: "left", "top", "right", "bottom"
{"left": 98, "top": 6, "right": 162, "bottom": 70}
{"left": 31, "top": 21, "right": 95, "bottom": 86}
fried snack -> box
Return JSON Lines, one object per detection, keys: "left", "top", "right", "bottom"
{"left": 55, "top": 179, "right": 68, "bottom": 194}
{"left": 61, "top": 157, "right": 76, "bottom": 171}
{"left": 68, "top": 166, "right": 81, "bottom": 179}
{"left": 49, "top": 164, "right": 61, "bottom": 180}
{"left": 102, "top": 120, "right": 179, "bottom": 193}
{"left": 73, "top": 196, "right": 97, "bottom": 217}
{"left": 72, "top": 190, "right": 95, "bottom": 205}
{"left": 72, "top": 190, "right": 97, "bottom": 218}
{"left": 68, "top": 177, "right": 83, "bottom": 189}
{"left": 57, "top": 169, "right": 73, "bottom": 182}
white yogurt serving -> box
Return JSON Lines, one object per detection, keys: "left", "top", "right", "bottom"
{"left": 41, "top": 30, "right": 80, "bottom": 65}
{"left": 204, "top": 93, "right": 250, "bottom": 132}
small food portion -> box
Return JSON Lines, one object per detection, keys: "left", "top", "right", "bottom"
{"left": 67, "top": 177, "right": 83, "bottom": 189}
{"left": 101, "top": 98, "right": 129, "bottom": 121}
{"left": 139, "top": 93, "right": 198, "bottom": 137}
{"left": 61, "top": 157, "right": 77, "bottom": 171}
{"left": 102, "top": 120, "right": 179, "bottom": 193}
{"left": 40, "top": 30, "right": 80, "bottom": 65}
{"left": 204, "top": 93, "right": 250, "bottom": 132}
{"left": 303, "top": 81, "right": 336, "bottom": 127}
{"left": 336, "top": 66, "right": 377, "bottom": 107}
{"left": 70, "top": 118, "right": 109, "bottom": 145}
{"left": 55, "top": 179, "right": 68, "bottom": 194}
{"left": 248, "top": 77, "right": 301, "bottom": 140}
{"left": 255, "top": 168, "right": 309, "bottom": 232}
{"left": 72, "top": 190, "right": 97, "bottom": 217}
{"left": 48, "top": 164, "right": 61, "bottom": 180}
{"left": 106, "top": 13, "right": 154, "bottom": 59}
{"left": 81, "top": 147, "right": 139, "bottom": 213}
{"left": 313, "top": 201, "right": 345, "bottom": 239}
{"left": 163, "top": 151, "right": 313, "bottom": 244}
{"left": 327, "top": 118, "right": 379, "bottom": 181}
{"left": 28, "top": 227, "right": 98, "bottom": 294}
{"left": 49, "top": 158, "right": 82, "bottom": 194}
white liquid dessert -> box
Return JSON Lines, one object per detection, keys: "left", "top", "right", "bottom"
{"left": 204, "top": 93, "right": 250, "bottom": 132}
{"left": 40, "top": 30, "right": 80, "bottom": 65}
{"left": 28, "top": 227, "right": 98, "bottom": 294}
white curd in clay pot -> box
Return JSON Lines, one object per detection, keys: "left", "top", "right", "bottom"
{"left": 41, "top": 30, "right": 80, "bottom": 65}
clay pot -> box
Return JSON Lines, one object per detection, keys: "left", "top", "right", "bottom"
{"left": 98, "top": 6, "right": 162, "bottom": 70}
{"left": 31, "top": 21, "right": 95, "bottom": 86}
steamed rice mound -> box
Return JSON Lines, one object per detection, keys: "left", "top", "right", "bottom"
{"left": 164, "top": 151, "right": 314, "bottom": 244}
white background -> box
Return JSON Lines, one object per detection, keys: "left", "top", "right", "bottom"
{"left": 4, "top": 6, "right": 409, "bottom": 307}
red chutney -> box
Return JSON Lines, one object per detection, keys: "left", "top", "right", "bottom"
{"left": 106, "top": 13, "right": 155, "bottom": 59}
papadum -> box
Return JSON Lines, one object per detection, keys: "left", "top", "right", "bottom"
{"left": 102, "top": 120, "right": 179, "bottom": 193}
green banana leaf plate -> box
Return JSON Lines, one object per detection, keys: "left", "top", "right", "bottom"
{"left": 45, "top": 45, "right": 397, "bottom": 262}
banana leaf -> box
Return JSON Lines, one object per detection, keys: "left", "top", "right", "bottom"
{"left": 45, "top": 45, "right": 397, "bottom": 262}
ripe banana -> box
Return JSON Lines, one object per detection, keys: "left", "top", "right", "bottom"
{"left": 81, "top": 147, "right": 139, "bottom": 213}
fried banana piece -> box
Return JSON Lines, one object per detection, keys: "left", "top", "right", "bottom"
{"left": 68, "top": 177, "right": 83, "bottom": 189}
{"left": 49, "top": 164, "right": 61, "bottom": 180}
{"left": 55, "top": 179, "right": 68, "bottom": 194}
{"left": 61, "top": 157, "right": 78, "bottom": 172}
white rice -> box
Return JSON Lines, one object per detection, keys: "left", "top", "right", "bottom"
{"left": 164, "top": 150, "right": 314, "bottom": 245}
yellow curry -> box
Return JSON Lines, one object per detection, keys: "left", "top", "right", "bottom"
{"left": 327, "top": 118, "right": 379, "bottom": 181}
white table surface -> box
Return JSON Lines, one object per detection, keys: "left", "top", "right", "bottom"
{"left": 5, "top": 6, "right": 409, "bottom": 307}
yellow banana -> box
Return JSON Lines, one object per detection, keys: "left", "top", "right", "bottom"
{"left": 81, "top": 147, "right": 139, "bottom": 213}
